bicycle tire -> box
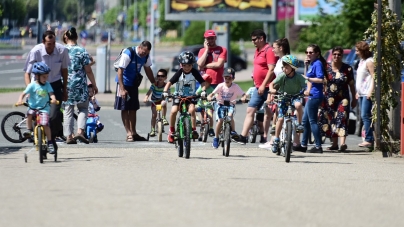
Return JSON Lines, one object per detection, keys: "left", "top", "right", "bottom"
{"left": 157, "top": 121, "right": 163, "bottom": 142}
{"left": 202, "top": 124, "right": 209, "bottom": 142}
{"left": 249, "top": 124, "right": 257, "bottom": 143}
{"left": 177, "top": 138, "right": 184, "bottom": 157}
{"left": 37, "top": 127, "right": 44, "bottom": 164}
{"left": 1, "top": 111, "right": 28, "bottom": 143}
{"left": 223, "top": 123, "right": 231, "bottom": 157}
{"left": 89, "top": 132, "right": 95, "bottom": 143}
{"left": 285, "top": 121, "right": 293, "bottom": 163}
{"left": 184, "top": 117, "right": 191, "bottom": 159}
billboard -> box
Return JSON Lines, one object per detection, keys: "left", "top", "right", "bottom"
{"left": 165, "top": 0, "right": 277, "bottom": 21}
{"left": 294, "top": 0, "right": 342, "bottom": 25}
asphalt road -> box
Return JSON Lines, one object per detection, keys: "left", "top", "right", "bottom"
{"left": 0, "top": 106, "right": 403, "bottom": 227}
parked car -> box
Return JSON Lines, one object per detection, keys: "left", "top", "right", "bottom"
{"left": 8, "top": 28, "right": 21, "bottom": 38}
{"left": 171, "top": 45, "right": 247, "bottom": 72}
{"left": 323, "top": 48, "right": 351, "bottom": 64}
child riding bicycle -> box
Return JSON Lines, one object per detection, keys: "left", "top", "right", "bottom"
{"left": 195, "top": 74, "right": 215, "bottom": 139}
{"left": 269, "top": 55, "right": 306, "bottom": 153}
{"left": 17, "top": 62, "right": 57, "bottom": 154}
{"left": 207, "top": 67, "right": 246, "bottom": 149}
{"left": 144, "top": 69, "right": 169, "bottom": 137}
{"left": 163, "top": 51, "right": 207, "bottom": 143}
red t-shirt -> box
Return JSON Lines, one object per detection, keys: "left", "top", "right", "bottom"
{"left": 198, "top": 46, "right": 227, "bottom": 85}
{"left": 253, "top": 44, "right": 277, "bottom": 88}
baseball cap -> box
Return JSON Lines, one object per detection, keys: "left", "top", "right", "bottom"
{"left": 204, "top": 30, "right": 216, "bottom": 38}
{"left": 223, "top": 67, "right": 235, "bottom": 79}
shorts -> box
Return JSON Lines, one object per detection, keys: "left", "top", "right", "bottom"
{"left": 27, "top": 110, "right": 49, "bottom": 126}
{"left": 277, "top": 98, "right": 301, "bottom": 118}
{"left": 114, "top": 84, "right": 139, "bottom": 111}
{"left": 172, "top": 97, "right": 197, "bottom": 107}
{"left": 216, "top": 104, "right": 235, "bottom": 120}
{"left": 248, "top": 87, "right": 269, "bottom": 110}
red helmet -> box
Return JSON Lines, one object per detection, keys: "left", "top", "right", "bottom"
{"left": 202, "top": 74, "right": 212, "bottom": 84}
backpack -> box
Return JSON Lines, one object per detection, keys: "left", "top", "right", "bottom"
{"left": 113, "top": 46, "right": 135, "bottom": 72}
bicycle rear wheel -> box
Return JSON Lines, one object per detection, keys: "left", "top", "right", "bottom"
{"left": 285, "top": 121, "right": 293, "bottom": 163}
{"left": 1, "top": 111, "right": 28, "bottom": 143}
{"left": 177, "top": 138, "right": 184, "bottom": 157}
{"left": 202, "top": 124, "right": 209, "bottom": 142}
{"left": 223, "top": 123, "right": 231, "bottom": 157}
{"left": 37, "top": 127, "right": 44, "bottom": 163}
{"left": 157, "top": 121, "right": 163, "bottom": 142}
{"left": 183, "top": 118, "right": 191, "bottom": 159}
{"left": 248, "top": 124, "right": 257, "bottom": 143}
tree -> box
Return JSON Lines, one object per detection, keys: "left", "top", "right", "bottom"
{"left": 0, "top": 0, "right": 26, "bottom": 27}
{"left": 363, "top": 0, "right": 404, "bottom": 151}
{"left": 296, "top": 0, "right": 375, "bottom": 52}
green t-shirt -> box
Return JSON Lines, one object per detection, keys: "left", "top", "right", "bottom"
{"left": 272, "top": 72, "right": 306, "bottom": 95}
{"left": 196, "top": 86, "right": 214, "bottom": 108}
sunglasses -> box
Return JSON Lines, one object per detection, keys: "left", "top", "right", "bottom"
{"left": 224, "top": 77, "right": 232, "bottom": 80}
{"left": 157, "top": 74, "right": 166, "bottom": 78}
{"left": 333, "top": 53, "right": 342, "bottom": 57}
{"left": 251, "top": 37, "right": 260, "bottom": 42}
{"left": 305, "top": 51, "right": 314, "bottom": 54}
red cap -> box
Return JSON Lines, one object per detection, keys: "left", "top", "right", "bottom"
{"left": 204, "top": 30, "right": 216, "bottom": 38}
{"left": 202, "top": 74, "right": 212, "bottom": 84}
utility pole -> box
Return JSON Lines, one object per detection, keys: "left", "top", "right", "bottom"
{"left": 37, "top": 0, "right": 43, "bottom": 44}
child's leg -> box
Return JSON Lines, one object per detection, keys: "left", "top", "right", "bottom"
{"left": 274, "top": 118, "right": 283, "bottom": 138}
{"left": 263, "top": 106, "right": 273, "bottom": 139}
{"left": 26, "top": 114, "right": 33, "bottom": 130}
{"left": 295, "top": 102, "right": 303, "bottom": 124}
{"left": 207, "top": 108, "right": 214, "bottom": 127}
{"left": 170, "top": 105, "right": 179, "bottom": 131}
{"left": 188, "top": 104, "right": 196, "bottom": 129}
{"left": 44, "top": 125, "right": 52, "bottom": 142}
{"left": 161, "top": 101, "right": 167, "bottom": 118}
{"left": 151, "top": 105, "right": 157, "bottom": 129}
{"left": 215, "top": 119, "right": 223, "bottom": 138}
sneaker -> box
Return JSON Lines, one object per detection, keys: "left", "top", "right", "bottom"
{"left": 208, "top": 128, "right": 215, "bottom": 137}
{"left": 296, "top": 124, "right": 304, "bottom": 133}
{"left": 55, "top": 137, "right": 65, "bottom": 143}
{"left": 149, "top": 129, "right": 156, "bottom": 137}
{"left": 271, "top": 138, "right": 280, "bottom": 153}
{"left": 270, "top": 126, "right": 276, "bottom": 135}
{"left": 293, "top": 144, "right": 307, "bottom": 152}
{"left": 231, "top": 131, "right": 239, "bottom": 140}
{"left": 212, "top": 137, "right": 219, "bottom": 149}
{"left": 192, "top": 130, "right": 199, "bottom": 139}
{"left": 259, "top": 137, "right": 267, "bottom": 144}
{"left": 168, "top": 131, "right": 175, "bottom": 143}
{"left": 162, "top": 117, "right": 169, "bottom": 126}
{"left": 235, "top": 135, "right": 247, "bottom": 145}
{"left": 259, "top": 141, "right": 272, "bottom": 149}
{"left": 198, "top": 137, "right": 202, "bottom": 142}
{"left": 23, "top": 130, "right": 33, "bottom": 139}
{"left": 48, "top": 143, "right": 56, "bottom": 154}
{"left": 307, "top": 146, "right": 323, "bottom": 154}
{"left": 196, "top": 119, "right": 201, "bottom": 125}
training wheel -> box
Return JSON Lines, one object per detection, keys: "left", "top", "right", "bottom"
{"left": 24, "top": 154, "right": 27, "bottom": 163}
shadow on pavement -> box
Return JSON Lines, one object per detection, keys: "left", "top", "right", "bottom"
{"left": 0, "top": 146, "right": 23, "bottom": 155}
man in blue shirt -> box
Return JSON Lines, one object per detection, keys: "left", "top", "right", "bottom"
{"left": 114, "top": 41, "right": 156, "bottom": 142}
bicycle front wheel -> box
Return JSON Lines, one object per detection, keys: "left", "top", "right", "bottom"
{"left": 249, "top": 124, "right": 257, "bottom": 143}
{"left": 285, "top": 121, "right": 293, "bottom": 163}
{"left": 202, "top": 124, "right": 209, "bottom": 142}
{"left": 183, "top": 117, "right": 191, "bottom": 159}
{"left": 1, "top": 111, "right": 28, "bottom": 143}
{"left": 223, "top": 123, "right": 231, "bottom": 157}
{"left": 37, "top": 127, "right": 44, "bottom": 163}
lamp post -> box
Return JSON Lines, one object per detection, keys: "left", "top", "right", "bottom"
{"left": 284, "top": 0, "right": 293, "bottom": 40}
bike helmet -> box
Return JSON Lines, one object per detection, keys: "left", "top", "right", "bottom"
{"left": 178, "top": 51, "right": 196, "bottom": 64}
{"left": 223, "top": 67, "right": 235, "bottom": 79}
{"left": 32, "top": 62, "right": 51, "bottom": 75}
{"left": 202, "top": 74, "right": 212, "bottom": 84}
{"left": 281, "top": 55, "right": 299, "bottom": 69}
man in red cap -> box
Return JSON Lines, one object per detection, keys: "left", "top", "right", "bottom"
{"left": 197, "top": 29, "right": 227, "bottom": 89}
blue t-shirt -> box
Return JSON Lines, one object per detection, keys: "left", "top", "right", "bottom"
{"left": 306, "top": 58, "right": 324, "bottom": 98}
{"left": 24, "top": 82, "right": 54, "bottom": 113}
{"left": 114, "top": 46, "right": 151, "bottom": 86}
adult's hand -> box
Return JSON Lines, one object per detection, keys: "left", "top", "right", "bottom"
{"left": 92, "top": 84, "right": 99, "bottom": 95}
{"left": 258, "top": 84, "right": 266, "bottom": 96}
{"left": 304, "top": 90, "right": 310, "bottom": 96}
{"left": 120, "top": 88, "right": 128, "bottom": 99}
{"left": 203, "top": 40, "right": 209, "bottom": 50}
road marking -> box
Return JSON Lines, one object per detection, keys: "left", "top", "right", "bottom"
{"left": 1, "top": 69, "right": 23, "bottom": 74}
{"left": 9, "top": 77, "right": 23, "bottom": 81}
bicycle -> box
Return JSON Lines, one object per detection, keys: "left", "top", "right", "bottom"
{"left": 147, "top": 100, "right": 166, "bottom": 142}
{"left": 167, "top": 94, "right": 200, "bottom": 159}
{"left": 272, "top": 92, "right": 304, "bottom": 163}
{"left": 15, "top": 100, "right": 59, "bottom": 163}
{"left": 198, "top": 102, "right": 213, "bottom": 143}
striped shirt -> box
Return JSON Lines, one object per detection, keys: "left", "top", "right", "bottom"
{"left": 150, "top": 83, "right": 166, "bottom": 101}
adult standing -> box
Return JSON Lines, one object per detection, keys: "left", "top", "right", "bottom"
{"left": 114, "top": 41, "right": 156, "bottom": 142}
{"left": 318, "top": 46, "right": 356, "bottom": 151}
{"left": 23, "top": 30, "right": 70, "bottom": 153}
{"left": 355, "top": 41, "right": 375, "bottom": 148}
{"left": 300, "top": 44, "right": 327, "bottom": 153}
{"left": 235, "top": 29, "right": 278, "bottom": 145}
{"left": 197, "top": 30, "right": 227, "bottom": 88}
{"left": 63, "top": 27, "right": 98, "bottom": 144}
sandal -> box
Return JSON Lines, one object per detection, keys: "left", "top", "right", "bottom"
{"left": 126, "top": 135, "right": 134, "bottom": 142}
{"left": 358, "top": 142, "right": 373, "bottom": 148}
{"left": 339, "top": 144, "right": 348, "bottom": 151}
{"left": 327, "top": 145, "right": 339, "bottom": 151}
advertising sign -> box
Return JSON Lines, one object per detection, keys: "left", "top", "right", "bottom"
{"left": 294, "top": 0, "right": 342, "bottom": 25}
{"left": 165, "top": 0, "right": 277, "bottom": 21}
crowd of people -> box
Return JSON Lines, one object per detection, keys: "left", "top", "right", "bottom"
{"left": 19, "top": 27, "right": 374, "bottom": 154}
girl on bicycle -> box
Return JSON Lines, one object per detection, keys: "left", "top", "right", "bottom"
{"left": 195, "top": 74, "right": 215, "bottom": 139}
{"left": 269, "top": 55, "right": 306, "bottom": 153}
{"left": 17, "top": 62, "right": 57, "bottom": 154}
{"left": 207, "top": 67, "right": 247, "bottom": 149}
{"left": 162, "top": 51, "right": 207, "bottom": 143}
{"left": 143, "top": 69, "right": 169, "bottom": 137}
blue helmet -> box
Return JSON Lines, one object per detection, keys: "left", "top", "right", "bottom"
{"left": 32, "top": 62, "right": 51, "bottom": 75}
{"left": 281, "top": 55, "right": 299, "bottom": 69}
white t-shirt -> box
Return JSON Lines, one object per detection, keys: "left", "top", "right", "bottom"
{"left": 274, "top": 58, "right": 283, "bottom": 77}
{"left": 212, "top": 82, "right": 245, "bottom": 105}
{"left": 355, "top": 57, "right": 373, "bottom": 97}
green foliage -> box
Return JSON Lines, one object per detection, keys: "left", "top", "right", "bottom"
{"left": 297, "top": 0, "right": 375, "bottom": 52}
{"left": 183, "top": 21, "right": 205, "bottom": 46}
{"left": 158, "top": 0, "right": 181, "bottom": 31}
{"left": 230, "top": 21, "right": 263, "bottom": 41}
{"left": 126, "top": 1, "right": 148, "bottom": 28}
{"left": 363, "top": 0, "right": 404, "bottom": 147}
{"left": 103, "top": 6, "right": 122, "bottom": 26}
{"left": 0, "top": 0, "right": 26, "bottom": 26}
